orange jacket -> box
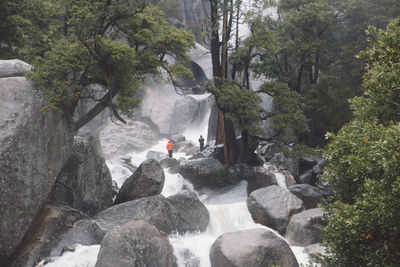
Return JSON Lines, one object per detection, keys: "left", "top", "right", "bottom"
{"left": 167, "top": 141, "right": 174, "bottom": 151}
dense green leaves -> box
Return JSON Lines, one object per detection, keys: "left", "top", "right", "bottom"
{"left": 322, "top": 20, "right": 400, "bottom": 266}
{"left": 14, "top": 0, "right": 194, "bottom": 128}
{"left": 209, "top": 79, "right": 264, "bottom": 135}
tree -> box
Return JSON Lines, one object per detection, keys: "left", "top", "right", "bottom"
{"left": 24, "top": 0, "right": 194, "bottom": 132}
{"left": 322, "top": 19, "right": 400, "bottom": 266}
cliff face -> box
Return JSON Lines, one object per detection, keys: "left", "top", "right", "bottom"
{"left": 180, "top": 0, "right": 210, "bottom": 45}
{"left": 0, "top": 60, "right": 74, "bottom": 265}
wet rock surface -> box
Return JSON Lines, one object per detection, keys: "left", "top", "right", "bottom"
{"left": 95, "top": 220, "right": 177, "bottom": 267}
{"left": 210, "top": 228, "right": 299, "bottom": 267}
{"left": 0, "top": 65, "right": 73, "bottom": 264}
{"left": 94, "top": 195, "right": 179, "bottom": 234}
{"left": 114, "top": 159, "right": 165, "bottom": 204}
{"left": 167, "top": 190, "right": 209, "bottom": 233}
{"left": 247, "top": 185, "right": 304, "bottom": 234}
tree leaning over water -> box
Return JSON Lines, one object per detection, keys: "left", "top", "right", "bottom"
{"left": 4, "top": 0, "right": 195, "bottom": 132}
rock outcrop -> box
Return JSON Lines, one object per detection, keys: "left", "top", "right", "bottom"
{"left": 288, "top": 184, "right": 326, "bottom": 209}
{"left": 0, "top": 60, "right": 73, "bottom": 265}
{"left": 210, "top": 229, "right": 299, "bottom": 267}
{"left": 179, "top": 157, "right": 224, "bottom": 189}
{"left": 99, "top": 120, "right": 157, "bottom": 159}
{"left": 95, "top": 220, "right": 177, "bottom": 267}
{"left": 167, "top": 190, "right": 209, "bottom": 233}
{"left": 247, "top": 185, "right": 304, "bottom": 234}
{"left": 247, "top": 166, "right": 278, "bottom": 195}
{"left": 50, "top": 219, "right": 105, "bottom": 257}
{"left": 114, "top": 159, "right": 165, "bottom": 205}
{"left": 5, "top": 204, "right": 89, "bottom": 267}
{"left": 47, "top": 136, "right": 113, "bottom": 216}
{"left": 285, "top": 208, "right": 325, "bottom": 246}
{"left": 94, "top": 195, "right": 179, "bottom": 234}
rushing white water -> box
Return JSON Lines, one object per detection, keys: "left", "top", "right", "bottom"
{"left": 36, "top": 245, "right": 100, "bottom": 267}
{"left": 169, "top": 180, "right": 310, "bottom": 267}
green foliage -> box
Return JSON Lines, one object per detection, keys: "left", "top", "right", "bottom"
{"left": 209, "top": 166, "right": 229, "bottom": 187}
{"left": 260, "top": 81, "right": 309, "bottom": 143}
{"left": 208, "top": 79, "right": 265, "bottom": 136}
{"left": 19, "top": 0, "right": 194, "bottom": 127}
{"left": 322, "top": 20, "right": 400, "bottom": 266}
{"left": 352, "top": 20, "right": 400, "bottom": 124}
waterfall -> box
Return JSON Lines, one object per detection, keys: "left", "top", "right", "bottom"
{"left": 35, "top": 3, "right": 314, "bottom": 266}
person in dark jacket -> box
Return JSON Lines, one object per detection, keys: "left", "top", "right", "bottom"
{"left": 167, "top": 140, "right": 174, "bottom": 158}
{"left": 198, "top": 135, "right": 205, "bottom": 151}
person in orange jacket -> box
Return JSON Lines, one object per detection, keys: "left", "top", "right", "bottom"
{"left": 167, "top": 140, "right": 174, "bottom": 158}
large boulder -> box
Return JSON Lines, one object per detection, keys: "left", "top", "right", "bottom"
{"left": 210, "top": 229, "right": 299, "bottom": 267}
{"left": 114, "top": 159, "right": 165, "bottom": 205}
{"left": 5, "top": 204, "right": 89, "bottom": 267}
{"left": 94, "top": 195, "right": 179, "bottom": 234}
{"left": 285, "top": 208, "right": 325, "bottom": 247}
{"left": 297, "top": 169, "right": 318, "bottom": 185}
{"left": 47, "top": 136, "right": 113, "bottom": 216}
{"left": 247, "top": 166, "right": 278, "bottom": 195}
{"left": 0, "top": 68, "right": 73, "bottom": 264}
{"left": 227, "top": 163, "right": 255, "bottom": 185}
{"left": 288, "top": 184, "right": 326, "bottom": 209}
{"left": 99, "top": 120, "right": 157, "bottom": 159}
{"left": 0, "top": 59, "right": 32, "bottom": 78}
{"left": 179, "top": 157, "right": 224, "bottom": 189}
{"left": 50, "top": 219, "right": 105, "bottom": 257}
{"left": 95, "top": 220, "right": 177, "bottom": 267}
{"left": 167, "top": 190, "right": 209, "bottom": 233}
{"left": 266, "top": 153, "right": 299, "bottom": 177}
{"left": 160, "top": 158, "right": 180, "bottom": 174}
{"left": 190, "top": 144, "right": 224, "bottom": 163}
{"left": 247, "top": 186, "right": 304, "bottom": 234}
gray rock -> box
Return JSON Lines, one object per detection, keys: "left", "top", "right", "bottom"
{"left": 247, "top": 166, "right": 278, "bottom": 195}
{"left": 189, "top": 144, "right": 224, "bottom": 163}
{"left": 304, "top": 243, "right": 328, "bottom": 266}
{"left": 298, "top": 169, "right": 317, "bottom": 185}
{"left": 5, "top": 204, "right": 89, "bottom": 267}
{"left": 180, "top": 0, "right": 210, "bottom": 45}
{"left": 247, "top": 185, "right": 304, "bottom": 234}
{"left": 299, "top": 152, "right": 323, "bottom": 174}
{"left": 114, "top": 159, "right": 165, "bottom": 204}
{"left": 256, "top": 142, "right": 279, "bottom": 162}
{"left": 286, "top": 208, "right": 325, "bottom": 247}
{"left": 0, "top": 74, "right": 73, "bottom": 264}
{"left": 94, "top": 195, "right": 179, "bottom": 234}
{"left": 99, "top": 120, "right": 157, "bottom": 159}
{"left": 160, "top": 157, "right": 180, "bottom": 173}
{"left": 171, "top": 134, "right": 186, "bottom": 144}
{"left": 210, "top": 229, "right": 299, "bottom": 267}
{"left": 288, "top": 184, "right": 326, "bottom": 209}
{"left": 179, "top": 157, "right": 224, "bottom": 189}
{"left": 312, "top": 158, "right": 329, "bottom": 175}
{"left": 95, "top": 220, "right": 177, "bottom": 267}
{"left": 51, "top": 220, "right": 105, "bottom": 257}
{"left": 266, "top": 153, "right": 299, "bottom": 177}
{"left": 146, "top": 150, "right": 168, "bottom": 161}
{"left": 47, "top": 136, "right": 113, "bottom": 216}
{"left": 227, "top": 163, "right": 255, "bottom": 185}
{"left": 0, "top": 59, "right": 32, "bottom": 78}
{"left": 169, "top": 96, "right": 199, "bottom": 135}
{"left": 167, "top": 190, "right": 209, "bottom": 233}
